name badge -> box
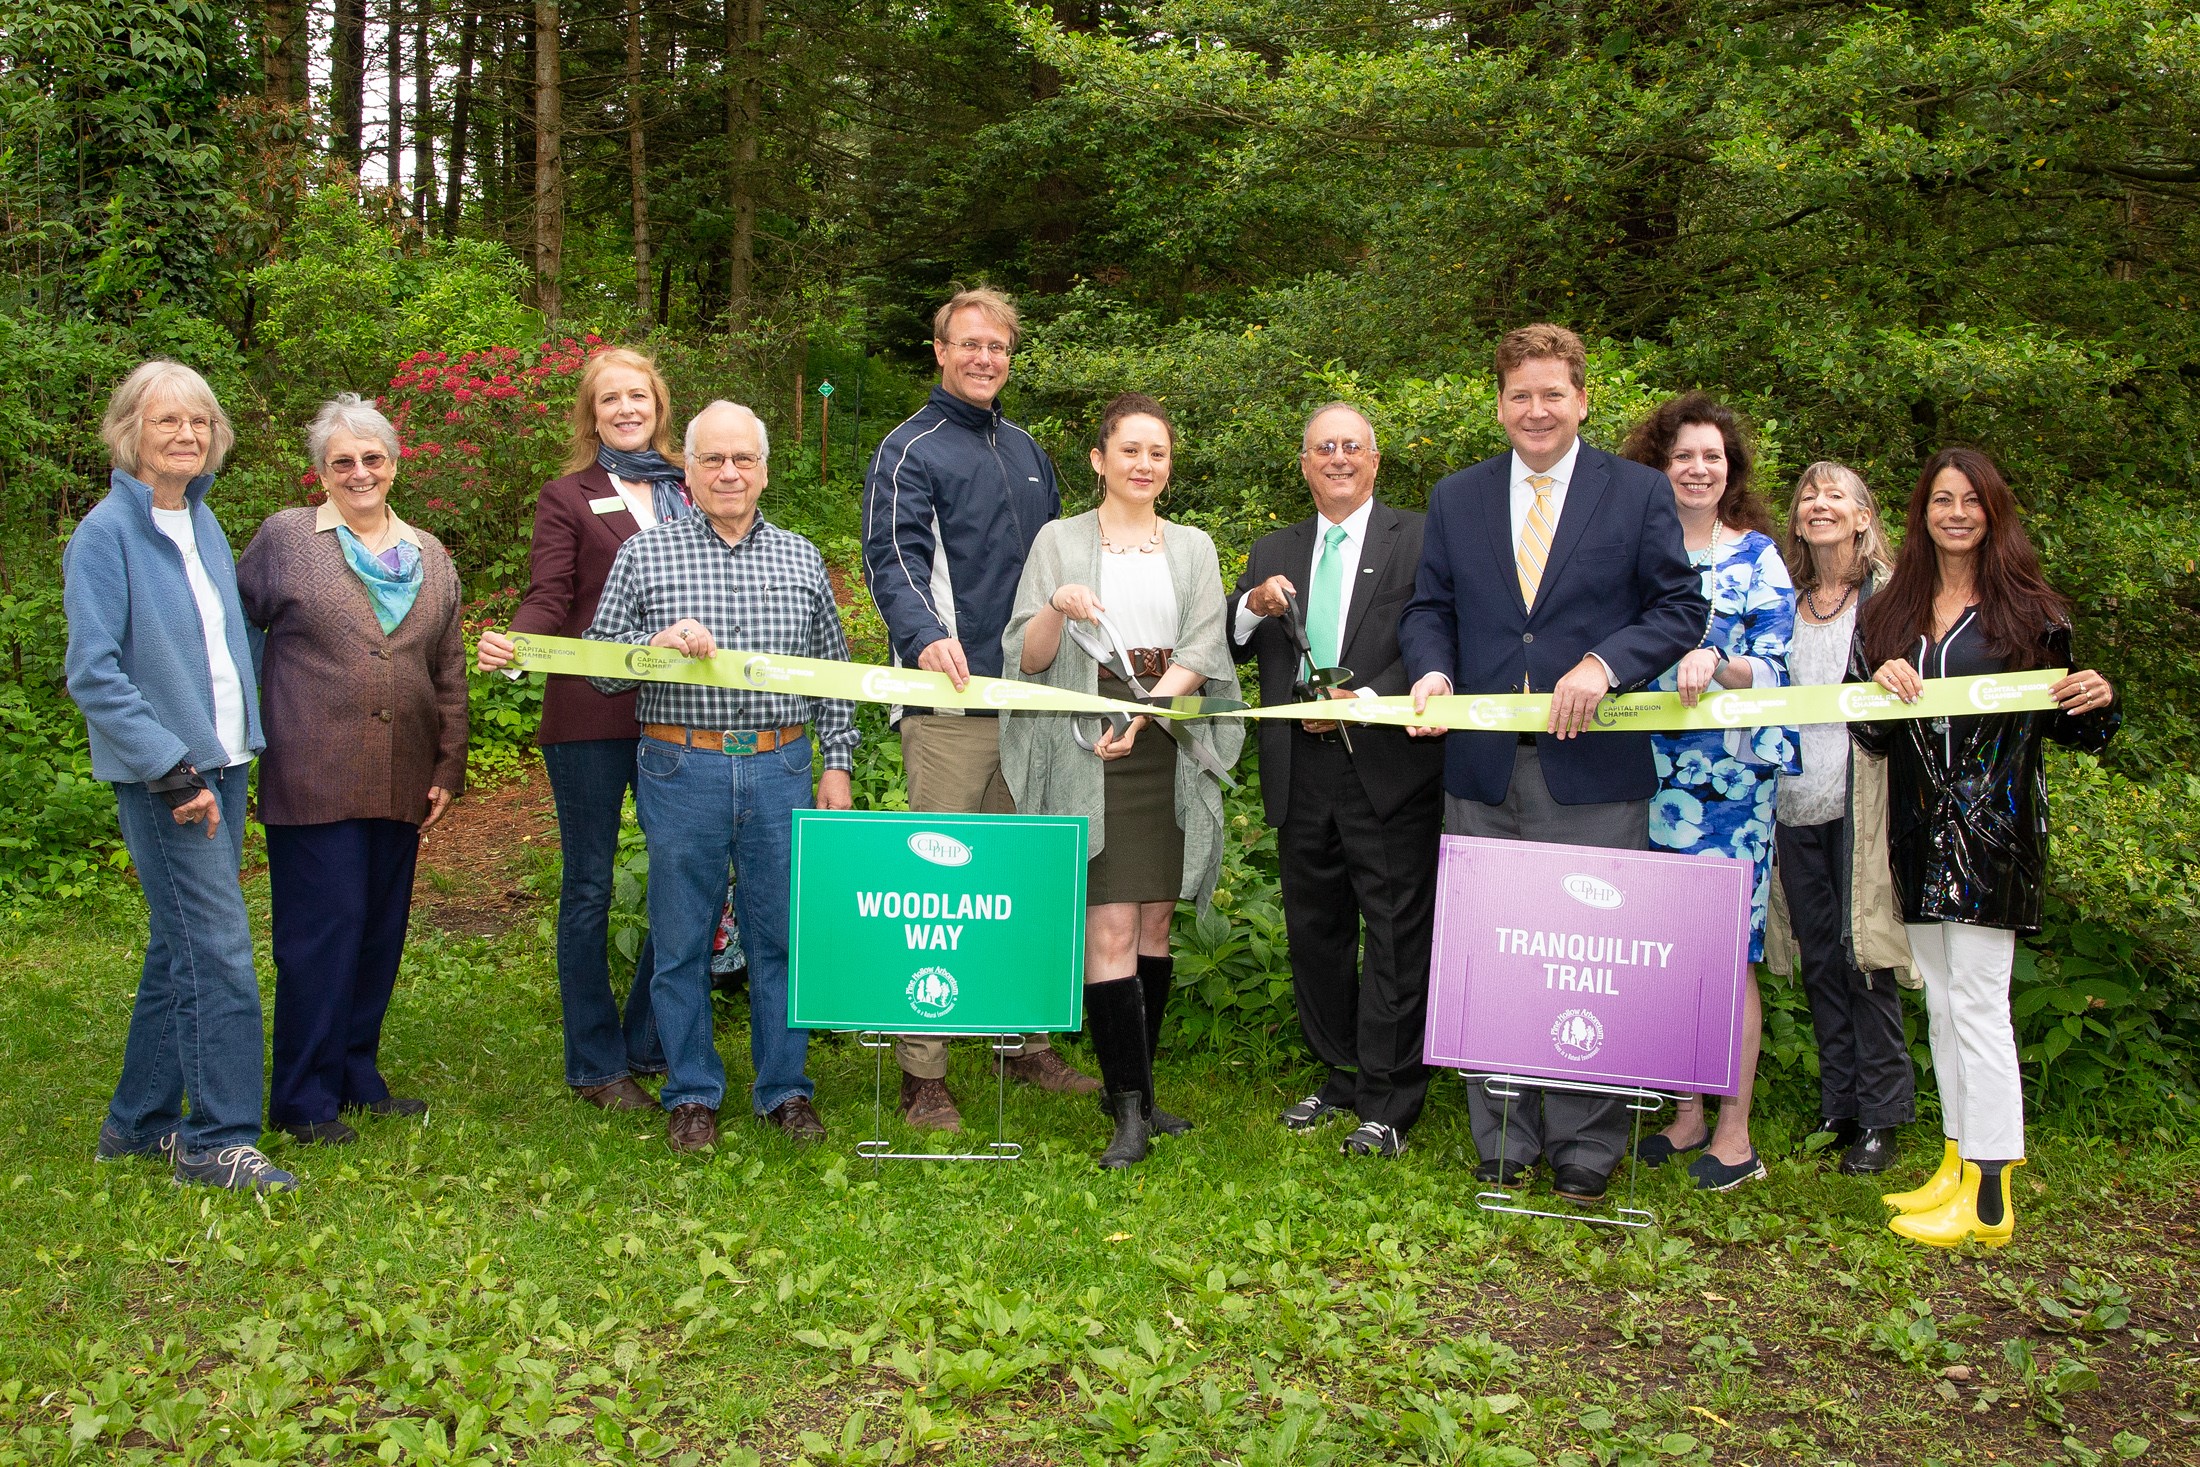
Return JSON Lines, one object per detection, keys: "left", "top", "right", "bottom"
{"left": 589, "top": 495, "right": 626, "bottom": 516}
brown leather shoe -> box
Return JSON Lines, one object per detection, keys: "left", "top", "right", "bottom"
{"left": 763, "top": 1095, "right": 827, "bottom": 1142}
{"left": 574, "top": 1077, "right": 658, "bottom": 1112}
{"left": 899, "top": 1074, "right": 962, "bottom": 1132}
{"left": 1000, "top": 1047, "right": 1101, "bottom": 1094}
{"left": 666, "top": 1102, "right": 718, "bottom": 1153}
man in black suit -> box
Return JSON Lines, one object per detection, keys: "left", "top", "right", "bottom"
{"left": 1231, "top": 403, "right": 1446, "bottom": 1159}
{"left": 1398, "top": 325, "right": 1706, "bottom": 1202}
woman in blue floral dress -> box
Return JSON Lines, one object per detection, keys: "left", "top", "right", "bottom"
{"left": 1620, "top": 393, "right": 1798, "bottom": 1191}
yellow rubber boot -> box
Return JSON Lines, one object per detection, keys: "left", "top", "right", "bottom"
{"left": 1888, "top": 1159, "right": 2020, "bottom": 1250}
{"left": 1883, "top": 1139, "right": 1962, "bottom": 1213}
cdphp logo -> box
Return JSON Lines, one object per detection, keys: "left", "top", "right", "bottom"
{"left": 907, "top": 831, "right": 973, "bottom": 867}
{"left": 1562, "top": 873, "right": 1624, "bottom": 910}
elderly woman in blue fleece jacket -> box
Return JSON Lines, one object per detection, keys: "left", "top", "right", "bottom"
{"left": 62, "top": 359, "right": 295, "bottom": 1195}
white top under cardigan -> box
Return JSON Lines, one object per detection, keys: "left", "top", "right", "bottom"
{"left": 998, "top": 511, "right": 1246, "bottom": 909}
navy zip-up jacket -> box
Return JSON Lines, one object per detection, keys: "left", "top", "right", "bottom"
{"left": 861, "top": 385, "right": 1061, "bottom": 689}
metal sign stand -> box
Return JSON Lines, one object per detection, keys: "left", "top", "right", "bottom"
{"left": 1471, "top": 1074, "right": 1676, "bottom": 1230}
{"left": 854, "top": 1033, "right": 1024, "bottom": 1164}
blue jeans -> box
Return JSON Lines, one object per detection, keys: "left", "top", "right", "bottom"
{"left": 107, "top": 765, "right": 265, "bottom": 1151}
{"left": 634, "top": 732, "right": 813, "bottom": 1114}
{"left": 265, "top": 819, "right": 419, "bottom": 1126}
{"left": 543, "top": 738, "right": 664, "bottom": 1085}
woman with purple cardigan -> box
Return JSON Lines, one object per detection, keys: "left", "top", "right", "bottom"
{"left": 238, "top": 394, "right": 468, "bottom": 1147}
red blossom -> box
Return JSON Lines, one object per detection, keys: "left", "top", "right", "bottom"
{"left": 400, "top": 446, "right": 418, "bottom": 459}
{"left": 301, "top": 469, "right": 319, "bottom": 487}
{"left": 445, "top": 410, "right": 463, "bottom": 423}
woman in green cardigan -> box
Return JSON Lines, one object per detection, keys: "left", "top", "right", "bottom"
{"left": 1002, "top": 393, "right": 1244, "bottom": 1170}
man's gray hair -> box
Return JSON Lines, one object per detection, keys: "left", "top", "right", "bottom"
{"left": 101, "top": 359, "right": 234, "bottom": 476}
{"left": 308, "top": 393, "right": 401, "bottom": 468}
{"left": 684, "top": 400, "right": 771, "bottom": 461}
{"left": 1303, "top": 401, "right": 1378, "bottom": 453}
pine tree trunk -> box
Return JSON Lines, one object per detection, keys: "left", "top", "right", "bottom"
{"left": 533, "top": 0, "right": 564, "bottom": 319}
{"left": 261, "top": 0, "right": 308, "bottom": 103}
{"left": 442, "top": 1, "right": 478, "bottom": 238}
{"left": 331, "top": 0, "right": 368, "bottom": 163}
{"left": 626, "top": 0, "right": 653, "bottom": 324}
{"left": 412, "top": 3, "right": 433, "bottom": 225}
{"left": 725, "top": 0, "right": 762, "bottom": 320}
{"left": 387, "top": 0, "right": 404, "bottom": 191}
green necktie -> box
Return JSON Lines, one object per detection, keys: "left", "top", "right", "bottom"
{"left": 1306, "top": 522, "right": 1348, "bottom": 670}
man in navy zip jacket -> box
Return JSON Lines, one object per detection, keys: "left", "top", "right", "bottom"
{"left": 1398, "top": 323, "right": 1706, "bottom": 1204}
{"left": 860, "top": 288, "right": 1099, "bottom": 1129}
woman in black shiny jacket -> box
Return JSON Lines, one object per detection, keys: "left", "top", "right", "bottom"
{"left": 1851, "top": 448, "right": 2119, "bottom": 1249}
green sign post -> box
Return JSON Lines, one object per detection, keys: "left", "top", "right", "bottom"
{"left": 790, "top": 811, "right": 1087, "bottom": 1034}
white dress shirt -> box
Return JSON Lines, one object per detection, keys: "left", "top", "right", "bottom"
{"left": 1508, "top": 438, "right": 1581, "bottom": 548}
{"left": 612, "top": 475, "right": 657, "bottom": 529}
{"left": 1425, "top": 436, "right": 1614, "bottom": 694}
{"left": 1233, "top": 494, "right": 1378, "bottom": 696}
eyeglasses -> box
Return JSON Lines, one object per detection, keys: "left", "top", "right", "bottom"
{"left": 146, "top": 414, "right": 213, "bottom": 436}
{"left": 947, "top": 340, "right": 1013, "bottom": 359}
{"left": 692, "top": 452, "right": 764, "bottom": 474}
{"left": 1303, "top": 440, "right": 1371, "bottom": 460}
{"left": 326, "top": 453, "right": 390, "bottom": 475}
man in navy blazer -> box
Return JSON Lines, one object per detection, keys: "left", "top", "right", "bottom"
{"left": 1398, "top": 323, "right": 1706, "bottom": 1203}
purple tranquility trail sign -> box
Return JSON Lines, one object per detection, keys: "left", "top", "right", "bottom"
{"left": 1423, "top": 836, "right": 1753, "bottom": 1096}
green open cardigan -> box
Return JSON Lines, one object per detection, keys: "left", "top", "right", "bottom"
{"left": 999, "top": 510, "right": 1245, "bottom": 911}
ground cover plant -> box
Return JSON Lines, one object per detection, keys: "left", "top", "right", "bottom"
{"left": 2, "top": 808, "right": 2195, "bottom": 1466}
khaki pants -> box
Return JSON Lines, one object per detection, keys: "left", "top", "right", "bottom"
{"left": 894, "top": 715, "right": 1053, "bottom": 1078}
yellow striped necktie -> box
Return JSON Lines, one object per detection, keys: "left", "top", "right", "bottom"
{"left": 1517, "top": 473, "right": 1558, "bottom": 608}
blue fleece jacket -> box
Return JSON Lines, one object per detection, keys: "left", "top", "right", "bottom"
{"left": 860, "top": 385, "right": 1061, "bottom": 683}
{"left": 63, "top": 470, "right": 266, "bottom": 784}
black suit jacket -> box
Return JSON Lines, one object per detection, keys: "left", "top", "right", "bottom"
{"left": 1230, "top": 499, "right": 1445, "bottom": 826}
{"left": 1397, "top": 442, "right": 1707, "bottom": 805}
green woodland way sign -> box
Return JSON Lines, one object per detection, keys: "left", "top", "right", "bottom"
{"left": 788, "top": 812, "right": 1089, "bottom": 1034}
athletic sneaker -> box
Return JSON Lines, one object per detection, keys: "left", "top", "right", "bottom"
{"left": 173, "top": 1144, "right": 298, "bottom": 1193}
{"left": 1341, "top": 1121, "right": 1406, "bottom": 1157}
{"left": 1279, "top": 1095, "right": 1350, "bottom": 1131}
{"left": 96, "top": 1124, "right": 179, "bottom": 1164}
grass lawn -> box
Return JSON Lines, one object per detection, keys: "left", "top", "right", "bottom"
{"left": 2, "top": 806, "right": 2196, "bottom": 1466}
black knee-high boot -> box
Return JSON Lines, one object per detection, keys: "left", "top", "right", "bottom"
{"left": 1136, "top": 954, "right": 1193, "bottom": 1136}
{"left": 1086, "top": 977, "right": 1151, "bottom": 1169}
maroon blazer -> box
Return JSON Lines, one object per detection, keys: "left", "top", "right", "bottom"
{"left": 510, "top": 466, "right": 666, "bottom": 746}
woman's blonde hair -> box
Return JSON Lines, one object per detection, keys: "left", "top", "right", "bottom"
{"left": 563, "top": 347, "right": 676, "bottom": 473}
{"left": 101, "top": 360, "right": 234, "bottom": 477}
{"left": 1782, "top": 460, "right": 1894, "bottom": 594}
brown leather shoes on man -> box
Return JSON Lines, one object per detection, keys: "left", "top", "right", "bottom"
{"left": 1000, "top": 1048, "right": 1101, "bottom": 1094}
{"left": 899, "top": 1074, "right": 963, "bottom": 1132}
{"left": 764, "top": 1095, "right": 827, "bottom": 1142}
{"left": 666, "top": 1102, "right": 718, "bottom": 1153}
{"left": 574, "top": 1077, "right": 658, "bottom": 1112}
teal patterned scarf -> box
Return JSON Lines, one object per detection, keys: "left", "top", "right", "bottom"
{"left": 335, "top": 525, "right": 424, "bottom": 633}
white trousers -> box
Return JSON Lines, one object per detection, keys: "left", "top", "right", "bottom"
{"left": 1905, "top": 921, "right": 2024, "bottom": 1161}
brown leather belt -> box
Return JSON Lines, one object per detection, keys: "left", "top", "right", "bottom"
{"left": 643, "top": 722, "right": 805, "bottom": 755}
{"left": 1097, "top": 647, "right": 1173, "bottom": 683}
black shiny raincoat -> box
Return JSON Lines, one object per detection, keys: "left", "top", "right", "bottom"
{"left": 1850, "top": 624, "right": 2120, "bottom": 934}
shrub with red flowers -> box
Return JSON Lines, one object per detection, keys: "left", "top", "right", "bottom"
{"left": 376, "top": 334, "right": 608, "bottom": 594}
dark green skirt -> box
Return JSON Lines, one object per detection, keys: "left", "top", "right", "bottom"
{"left": 1086, "top": 719, "right": 1185, "bottom": 905}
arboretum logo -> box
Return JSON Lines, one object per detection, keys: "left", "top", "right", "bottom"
{"left": 907, "top": 967, "right": 959, "bottom": 1019}
{"left": 1550, "top": 1008, "right": 1606, "bottom": 1062}
{"left": 907, "top": 831, "right": 973, "bottom": 867}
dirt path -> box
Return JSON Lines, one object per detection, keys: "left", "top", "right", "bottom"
{"left": 411, "top": 763, "right": 558, "bottom": 936}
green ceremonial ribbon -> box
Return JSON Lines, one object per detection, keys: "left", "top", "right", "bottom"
{"left": 498, "top": 633, "right": 2065, "bottom": 732}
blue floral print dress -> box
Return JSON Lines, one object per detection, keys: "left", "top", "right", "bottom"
{"left": 1649, "top": 529, "right": 1799, "bottom": 961}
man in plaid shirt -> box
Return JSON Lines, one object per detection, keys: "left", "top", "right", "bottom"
{"left": 588, "top": 400, "right": 856, "bottom": 1153}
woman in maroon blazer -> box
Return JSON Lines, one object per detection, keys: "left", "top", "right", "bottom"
{"left": 478, "top": 348, "right": 691, "bottom": 1111}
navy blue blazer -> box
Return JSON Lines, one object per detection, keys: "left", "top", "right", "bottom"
{"left": 1397, "top": 442, "right": 1707, "bottom": 806}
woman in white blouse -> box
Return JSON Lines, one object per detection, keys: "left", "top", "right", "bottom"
{"left": 1002, "top": 392, "right": 1243, "bottom": 1170}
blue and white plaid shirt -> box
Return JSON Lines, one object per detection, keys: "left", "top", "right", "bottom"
{"left": 586, "top": 512, "right": 859, "bottom": 771}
